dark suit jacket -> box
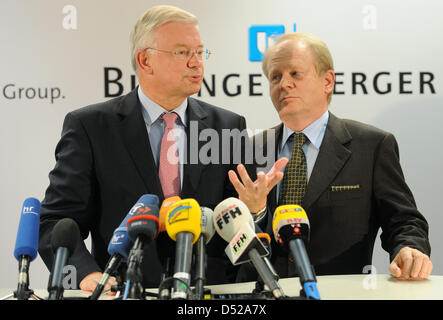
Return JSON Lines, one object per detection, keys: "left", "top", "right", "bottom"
{"left": 39, "top": 88, "right": 253, "bottom": 288}
{"left": 249, "top": 112, "right": 431, "bottom": 279}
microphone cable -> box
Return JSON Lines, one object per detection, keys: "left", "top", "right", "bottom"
{"left": 157, "top": 276, "right": 193, "bottom": 300}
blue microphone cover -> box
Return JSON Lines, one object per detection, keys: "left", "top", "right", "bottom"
{"left": 14, "top": 197, "right": 41, "bottom": 261}
{"left": 107, "top": 226, "right": 132, "bottom": 261}
{"left": 120, "top": 194, "right": 160, "bottom": 228}
{"left": 127, "top": 204, "right": 160, "bottom": 242}
{"left": 107, "top": 195, "right": 159, "bottom": 260}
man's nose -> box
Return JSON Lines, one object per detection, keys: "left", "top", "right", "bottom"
{"left": 280, "top": 74, "right": 295, "bottom": 89}
{"left": 187, "top": 52, "right": 203, "bottom": 68}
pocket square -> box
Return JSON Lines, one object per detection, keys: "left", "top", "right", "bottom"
{"left": 331, "top": 184, "right": 360, "bottom": 192}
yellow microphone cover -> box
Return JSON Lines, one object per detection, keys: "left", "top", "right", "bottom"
{"left": 272, "top": 205, "right": 309, "bottom": 239}
{"left": 159, "top": 196, "right": 181, "bottom": 232}
{"left": 165, "top": 198, "right": 201, "bottom": 243}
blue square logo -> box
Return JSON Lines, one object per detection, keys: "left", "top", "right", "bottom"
{"left": 248, "top": 24, "right": 297, "bottom": 62}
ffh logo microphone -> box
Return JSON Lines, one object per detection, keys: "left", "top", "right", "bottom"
{"left": 215, "top": 204, "right": 242, "bottom": 230}
{"left": 231, "top": 232, "right": 248, "bottom": 256}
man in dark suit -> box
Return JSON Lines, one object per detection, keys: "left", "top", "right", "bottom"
{"left": 229, "top": 32, "right": 433, "bottom": 281}
{"left": 38, "top": 5, "right": 281, "bottom": 293}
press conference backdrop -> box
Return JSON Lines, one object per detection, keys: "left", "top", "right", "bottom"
{"left": 1, "top": 0, "right": 442, "bottom": 290}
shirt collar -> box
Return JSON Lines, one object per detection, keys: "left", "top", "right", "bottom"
{"left": 138, "top": 86, "right": 187, "bottom": 126}
{"left": 281, "top": 110, "right": 329, "bottom": 150}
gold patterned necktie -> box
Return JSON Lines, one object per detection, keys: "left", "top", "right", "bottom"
{"left": 278, "top": 133, "right": 308, "bottom": 205}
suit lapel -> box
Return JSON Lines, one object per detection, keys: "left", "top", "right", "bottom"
{"left": 181, "top": 98, "right": 209, "bottom": 198}
{"left": 116, "top": 89, "right": 164, "bottom": 199}
{"left": 303, "top": 113, "right": 352, "bottom": 210}
{"left": 265, "top": 124, "right": 283, "bottom": 213}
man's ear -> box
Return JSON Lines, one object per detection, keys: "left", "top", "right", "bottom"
{"left": 136, "top": 49, "right": 153, "bottom": 74}
{"left": 324, "top": 69, "right": 335, "bottom": 95}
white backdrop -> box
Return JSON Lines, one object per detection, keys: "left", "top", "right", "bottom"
{"left": 1, "top": 0, "right": 442, "bottom": 290}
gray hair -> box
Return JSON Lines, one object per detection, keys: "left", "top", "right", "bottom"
{"left": 130, "top": 5, "right": 198, "bottom": 72}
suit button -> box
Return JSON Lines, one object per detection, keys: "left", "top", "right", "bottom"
{"left": 288, "top": 254, "right": 294, "bottom": 262}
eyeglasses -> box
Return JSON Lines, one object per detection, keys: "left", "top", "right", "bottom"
{"left": 145, "top": 47, "right": 212, "bottom": 60}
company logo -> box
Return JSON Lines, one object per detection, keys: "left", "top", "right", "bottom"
{"left": 248, "top": 24, "right": 296, "bottom": 61}
{"left": 130, "top": 203, "right": 144, "bottom": 215}
{"left": 273, "top": 206, "right": 303, "bottom": 221}
{"left": 22, "top": 206, "right": 39, "bottom": 216}
{"left": 130, "top": 203, "right": 152, "bottom": 216}
{"left": 232, "top": 232, "right": 248, "bottom": 255}
{"left": 135, "top": 205, "right": 151, "bottom": 215}
{"left": 102, "top": 26, "right": 436, "bottom": 99}
{"left": 215, "top": 205, "right": 243, "bottom": 230}
{"left": 2, "top": 84, "right": 65, "bottom": 104}
{"left": 111, "top": 233, "right": 125, "bottom": 245}
{"left": 168, "top": 205, "right": 191, "bottom": 224}
{"left": 280, "top": 207, "right": 303, "bottom": 214}
{"left": 201, "top": 214, "right": 208, "bottom": 227}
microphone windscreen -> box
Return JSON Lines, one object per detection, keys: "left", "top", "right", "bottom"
{"left": 127, "top": 205, "right": 159, "bottom": 242}
{"left": 107, "top": 226, "right": 132, "bottom": 260}
{"left": 213, "top": 197, "right": 254, "bottom": 242}
{"left": 120, "top": 194, "right": 160, "bottom": 228}
{"left": 14, "top": 197, "right": 41, "bottom": 261}
{"left": 51, "top": 218, "right": 81, "bottom": 255}
{"left": 140, "top": 194, "right": 160, "bottom": 207}
{"left": 159, "top": 196, "right": 181, "bottom": 232}
{"left": 165, "top": 198, "right": 201, "bottom": 243}
{"left": 200, "top": 207, "right": 215, "bottom": 243}
{"left": 272, "top": 205, "right": 310, "bottom": 247}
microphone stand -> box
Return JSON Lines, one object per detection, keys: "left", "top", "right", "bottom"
{"left": 171, "top": 232, "right": 193, "bottom": 300}
{"left": 1, "top": 256, "right": 44, "bottom": 301}
{"left": 193, "top": 235, "right": 206, "bottom": 300}
{"left": 124, "top": 238, "right": 145, "bottom": 300}
{"left": 14, "top": 256, "right": 34, "bottom": 300}
{"left": 112, "top": 264, "right": 127, "bottom": 295}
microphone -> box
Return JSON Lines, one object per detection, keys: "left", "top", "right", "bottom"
{"left": 13, "top": 197, "right": 41, "bottom": 300}
{"left": 213, "top": 198, "right": 284, "bottom": 299}
{"left": 124, "top": 194, "right": 160, "bottom": 299}
{"left": 90, "top": 194, "right": 159, "bottom": 300}
{"left": 156, "top": 232, "right": 176, "bottom": 300}
{"left": 194, "top": 207, "right": 215, "bottom": 299}
{"left": 165, "top": 198, "right": 202, "bottom": 300}
{"left": 254, "top": 224, "right": 281, "bottom": 284}
{"left": 272, "top": 205, "right": 320, "bottom": 300}
{"left": 47, "top": 218, "right": 80, "bottom": 300}
{"left": 157, "top": 197, "right": 181, "bottom": 300}
{"left": 213, "top": 197, "right": 255, "bottom": 241}
{"left": 159, "top": 196, "right": 181, "bottom": 232}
